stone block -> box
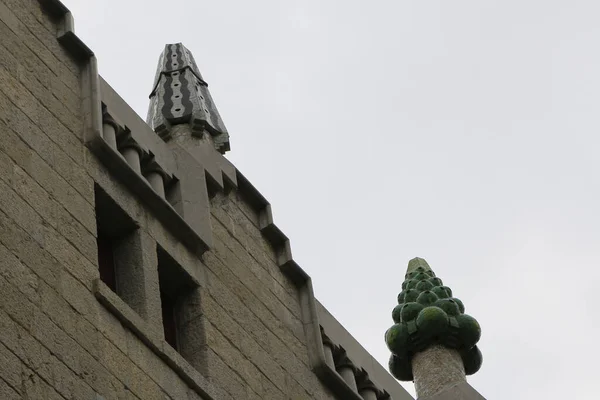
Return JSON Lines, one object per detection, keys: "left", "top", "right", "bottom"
{"left": 203, "top": 318, "right": 265, "bottom": 396}
{"left": 0, "top": 62, "right": 81, "bottom": 160}
{"left": 203, "top": 346, "right": 257, "bottom": 400}
{"left": 0, "top": 377, "right": 19, "bottom": 400}
{"left": 0, "top": 113, "right": 94, "bottom": 229}
{"left": 0, "top": 208, "right": 60, "bottom": 289}
{"left": 0, "top": 243, "right": 40, "bottom": 304}
{"left": 42, "top": 222, "right": 98, "bottom": 289}
{"left": 209, "top": 218, "right": 301, "bottom": 319}
{"left": 203, "top": 263, "right": 307, "bottom": 364}
{"left": 0, "top": 2, "right": 79, "bottom": 91}
{"left": 12, "top": 164, "right": 97, "bottom": 261}
{"left": 0, "top": 174, "right": 45, "bottom": 245}
{"left": 58, "top": 268, "right": 98, "bottom": 318}
{"left": 0, "top": 341, "right": 23, "bottom": 392}
{"left": 2, "top": 0, "right": 79, "bottom": 72}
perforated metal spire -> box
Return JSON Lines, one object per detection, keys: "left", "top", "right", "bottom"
{"left": 147, "top": 43, "right": 230, "bottom": 153}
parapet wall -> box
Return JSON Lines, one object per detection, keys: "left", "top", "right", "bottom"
{"left": 0, "top": 1, "right": 413, "bottom": 399}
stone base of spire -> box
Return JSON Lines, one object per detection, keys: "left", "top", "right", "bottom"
{"left": 412, "top": 345, "right": 466, "bottom": 398}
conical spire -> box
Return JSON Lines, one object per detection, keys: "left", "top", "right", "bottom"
{"left": 147, "top": 43, "right": 230, "bottom": 153}
{"left": 385, "top": 258, "right": 483, "bottom": 397}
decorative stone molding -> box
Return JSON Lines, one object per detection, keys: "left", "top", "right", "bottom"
{"left": 318, "top": 327, "right": 392, "bottom": 400}
{"left": 93, "top": 279, "right": 230, "bottom": 400}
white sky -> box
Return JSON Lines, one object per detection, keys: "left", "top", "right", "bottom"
{"left": 62, "top": 1, "right": 600, "bottom": 398}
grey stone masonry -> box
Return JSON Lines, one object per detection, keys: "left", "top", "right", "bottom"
{"left": 0, "top": 1, "right": 415, "bottom": 399}
{"left": 147, "top": 43, "right": 230, "bottom": 153}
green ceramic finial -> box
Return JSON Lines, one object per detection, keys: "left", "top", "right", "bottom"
{"left": 385, "top": 258, "right": 483, "bottom": 381}
{"left": 406, "top": 257, "right": 433, "bottom": 275}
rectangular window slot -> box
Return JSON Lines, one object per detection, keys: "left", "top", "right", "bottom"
{"left": 157, "top": 245, "right": 206, "bottom": 372}
{"left": 95, "top": 184, "right": 145, "bottom": 314}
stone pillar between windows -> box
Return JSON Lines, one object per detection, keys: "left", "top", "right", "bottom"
{"left": 177, "top": 288, "right": 208, "bottom": 376}
{"left": 114, "top": 229, "right": 163, "bottom": 339}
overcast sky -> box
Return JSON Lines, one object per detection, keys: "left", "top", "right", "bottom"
{"left": 62, "top": 1, "right": 600, "bottom": 398}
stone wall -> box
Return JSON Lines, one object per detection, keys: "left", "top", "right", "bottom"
{"left": 203, "top": 190, "right": 336, "bottom": 399}
{"left": 0, "top": 1, "right": 413, "bottom": 399}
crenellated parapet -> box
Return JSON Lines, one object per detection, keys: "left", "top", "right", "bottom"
{"left": 40, "top": 2, "right": 414, "bottom": 398}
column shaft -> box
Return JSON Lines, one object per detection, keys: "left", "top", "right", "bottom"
{"left": 338, "top": 367, "right": 358, "bottom": 392}
{"left": 145, "top": 171, "right": 165, "bottom": 198}
{"left": 122, "top": 148, "right": 142, "bottom": 173}
{"left": 412, "top": 344, "right": 466, "bottom": 398}
{"left": 102, "top": 123, "right": 117, "bottom": 149}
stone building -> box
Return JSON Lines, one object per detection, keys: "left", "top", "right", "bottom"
{"left": 0, "top": 0, "right": 485, "bottom": 399}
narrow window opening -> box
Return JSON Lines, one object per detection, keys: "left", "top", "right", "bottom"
{"left": 95, "top": 184, "right": 143, "bottom": 313}
{"left": 157, "top": 245, "right": 206, "bottom": 373}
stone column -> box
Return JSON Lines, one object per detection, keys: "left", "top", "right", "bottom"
{"left": 335, "top": 350, "right": 358, "bottom": 392}
{"left": 320, "top": 327, "right": 336, "bottom": 369}
{"left": 385, "top": 258, "right": 483, "bottom": 399}
{"left": 114, "top": 230, "right": 163, "bottom": 337}
{"left": 102, "top": 123, "right": 117, "bottom": 149}
{"left": 144, "top": 169, "right": 166, "bottom": 198}
{"left": 141, "top": 155, "right": 171, "bottom": 199}
{"left": 118, "top": 134, "right": 143, "bottom": 174}
{"left": 102, "top": 112, "right": 119, "bottom": 149}
{"left": 412, "top": 345, "right": 466, "bottom": 398}
{"left": 356, "top": 369, "right": 380, "bottom": 400}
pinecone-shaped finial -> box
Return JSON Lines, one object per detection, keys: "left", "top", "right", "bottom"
{"left": 385, "top": 258, "right": 483, "bottom": 381}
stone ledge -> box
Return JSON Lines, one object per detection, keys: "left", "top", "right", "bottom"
{"left": 39, "top": 0, "right": 93, "bottom": 62}
{"left": 90, "top": 134, "right": 210, "bottom": 254}
{"left": 318, "top": 301, "right": 413, "bottom": 400}
{"left": 93, "top": 279, "right": 229, "bottom": 400}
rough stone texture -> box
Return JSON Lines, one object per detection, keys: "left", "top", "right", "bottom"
{"left": 0, "top": 2, "right": 414, "bottom": 400}
{"left": 412, "top": 345, "right": 466, "bottom": 399}
{"left": 420, "top": 382, "right": 485, "bottom": 400}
